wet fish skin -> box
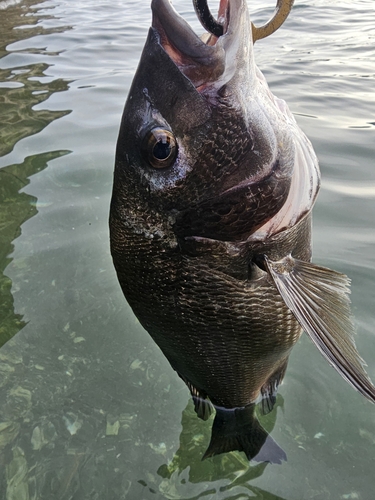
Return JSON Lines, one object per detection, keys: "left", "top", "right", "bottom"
{"left": 110, "top": 22, "right": 301, "bottom": 462}
{"left": 110, "top": 15, "right": 302, "bottom": 401}
{"left": 110, "top": 0, "right": 375, "bottom": 462}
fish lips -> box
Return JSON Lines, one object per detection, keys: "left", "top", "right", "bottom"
{"left": 151, "top": 0, "right": 254, "bottom": 90}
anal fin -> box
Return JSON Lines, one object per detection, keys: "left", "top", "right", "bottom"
{"left": 178, "top": 374, "right": 213, "bottom": 421}
{"left": 261, "top": 358, "right": 289, "bottom": 415}
{"left": 265, "top": 254, "right": 375, "bottom": 404}
{"left": 192, "top": 394, "right": 213, "bottom": 421}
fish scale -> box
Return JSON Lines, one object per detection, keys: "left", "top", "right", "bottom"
{"left": 111, "top": 212, "right": 309, "bottom": 410}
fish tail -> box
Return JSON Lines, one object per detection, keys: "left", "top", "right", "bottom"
{"left": 203, "top": 404, "right": 286, "bottom": 464}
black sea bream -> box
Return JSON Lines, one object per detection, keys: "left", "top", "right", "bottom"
{"left": 110, "top": 0, "right": 375, "bottom": 462}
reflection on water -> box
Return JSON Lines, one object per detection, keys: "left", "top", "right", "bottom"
{"left": 0, "top": 0, "right": 45, "bottom": 59}
{"left": 0, "top": 0, "right": 72, "bottom": 157}
{"left": 0, "top": 151, "right": 69, "bottom": 347}
{"left": 152, "top": 400, "right": 287, "bottom": 500}
{"left": 0, "top": 63, "right": 71, "bottom": 157}
{"left": 0, "top": 0, "right": 72, "bottom": 347}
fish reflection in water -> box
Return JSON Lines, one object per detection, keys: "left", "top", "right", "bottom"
{"left": 136, "top": 399, "right": 287, "bottom": 499}
{"left": 109, "top": 0, "right": 375, "bottom": 462}
{"left": 158, "top": 397, "right": 284, "bottom": 479}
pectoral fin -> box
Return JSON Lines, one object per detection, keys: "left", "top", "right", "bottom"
{"left": 265, "top": 255, "right": 375, "bottom": 404}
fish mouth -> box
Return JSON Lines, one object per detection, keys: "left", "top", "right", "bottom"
{"left": 151, "top": 0, "right": 249, "bottom": 90}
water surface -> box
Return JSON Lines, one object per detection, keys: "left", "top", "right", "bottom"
{"left": 0, "top": 0, "right": 374, "bottom": 499}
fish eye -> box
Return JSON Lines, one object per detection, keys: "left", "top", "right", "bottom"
{"left": 142, "top": 128, "right": 177, "bottom": 169}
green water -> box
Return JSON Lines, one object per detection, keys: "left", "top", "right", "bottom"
{"left": 0, "top": 0, "right": 374, "bottom": 498}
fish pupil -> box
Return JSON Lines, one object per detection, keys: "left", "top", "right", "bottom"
{"left": 153, "top": 138, "right": 171, "bottom": 160}
{"left": 142, "top": 127, "right": 177, "bottom": 169}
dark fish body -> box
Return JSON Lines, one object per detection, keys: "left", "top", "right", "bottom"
{"left": 110, "top": 0, "right": 375, "bottom": 461}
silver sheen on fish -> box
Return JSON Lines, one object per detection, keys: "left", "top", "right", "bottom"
{"left": 109, "top": 0, "right": 375, "bottom": 462}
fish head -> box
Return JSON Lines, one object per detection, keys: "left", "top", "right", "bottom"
{"left": 112, "top": 0, "right": 319, "bottom": 243}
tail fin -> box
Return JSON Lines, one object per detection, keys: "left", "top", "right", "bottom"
{"left": 203, "top": 404, "right": 286, "bottom": 464}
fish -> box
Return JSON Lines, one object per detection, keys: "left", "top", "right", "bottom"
{"left": 109, "top": 0, "right": 375, "bottom": 463}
